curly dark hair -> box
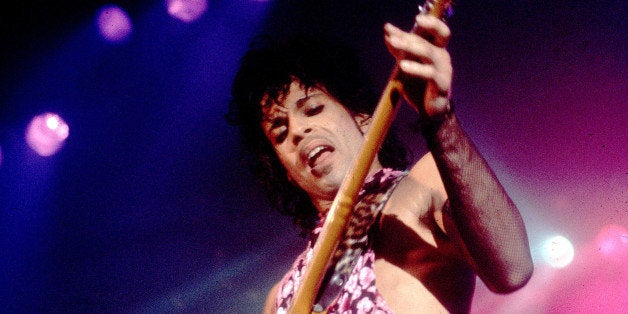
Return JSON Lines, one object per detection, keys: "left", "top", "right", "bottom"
{"left": 227, "top": 34, "right": 410, "bottom": 235}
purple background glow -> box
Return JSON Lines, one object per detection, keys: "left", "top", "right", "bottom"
{"left": 166, "top": 0, "right": 208, "bottom": 23}
{"left": 96, "top": 5, "right": 133, "bottom": 42}
{"left": 0, "top": 0, "right": 625, "bottom": 312}
{"left": 25, "top": 112, "right": 70, "bottom": 157}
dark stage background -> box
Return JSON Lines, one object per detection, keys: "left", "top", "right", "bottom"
{"left": 1, "top": 0, "right": 626, "bottom": 312}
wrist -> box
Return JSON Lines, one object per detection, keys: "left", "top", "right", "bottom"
{"left": 421, "top": 99, "right": 456, "bottom": 140}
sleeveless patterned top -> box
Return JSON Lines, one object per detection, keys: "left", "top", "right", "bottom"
{"left": 275, "top": 168, "right": 407, "bottom": 313}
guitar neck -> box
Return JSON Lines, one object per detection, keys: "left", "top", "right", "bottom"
{"left": 288, "top": 2, "right": 452, "bottom": 313}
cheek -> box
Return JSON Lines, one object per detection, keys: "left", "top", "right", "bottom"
{"left": 339, "top": 121, "right": 365, "bottom": 142}
{"left": 273, "top": 147, "right": 288, "bottom": 167}
{"left": 274, "top": 148, "right": 298, "bottom": 176}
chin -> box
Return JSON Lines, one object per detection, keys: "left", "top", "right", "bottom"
{"left": 321, "top": 169, "right": 347, "bottom": 192}
{"left": 303, "top": 163, "right": 349, "bottom": 198}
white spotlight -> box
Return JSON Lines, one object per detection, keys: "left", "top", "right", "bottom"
{"left": 25, "top": 112, "right": 70, "bottom": 157}
{"left": 541, "top": 235, "right": 575, "bottom": 268}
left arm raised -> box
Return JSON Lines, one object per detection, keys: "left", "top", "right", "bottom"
{"left": 385, "top": 13, "right": 533, "bottom": 292}
{"left": 423, "top": 114, "right": 533, "bottom": 293}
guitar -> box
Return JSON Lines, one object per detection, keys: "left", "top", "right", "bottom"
{"left": 288, "top": 1, "right": 453, "bottom": 313}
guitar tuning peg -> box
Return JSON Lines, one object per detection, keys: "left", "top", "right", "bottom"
{"left": 417, "top": 2, "right": 430, "bottom": 15}
{"left": 417, "top": 0, "right": 454, "bottom": 21}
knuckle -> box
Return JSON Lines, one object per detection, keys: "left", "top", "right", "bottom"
{"left": 425, "top": 45, "right": 436, "bottom": 60}
{"left": 441, "top": 27, "right": 451, "bottom": 40}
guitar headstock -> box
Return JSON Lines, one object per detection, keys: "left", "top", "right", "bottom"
{"left": 419, "top": 0, "right": 454, "bottom": 20}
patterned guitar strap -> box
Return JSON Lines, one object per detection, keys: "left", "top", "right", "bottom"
{"left": 312, "top": 168, "right": 407, "bottom": 311}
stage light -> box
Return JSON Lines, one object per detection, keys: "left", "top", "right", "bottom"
{"left": 166, "top": 0, "right": 207, "bottom": 23}
{"left": 25, "top": 112, "right": 70, "bottom": 157}
{"left": 540, "top": 235, "right": 575, "bottom": 268}
{"left": 96, "top": 5, "right": 133, "bottom": 43}
{"left": 595, "top": 224, "right": 628, "bottom": 260}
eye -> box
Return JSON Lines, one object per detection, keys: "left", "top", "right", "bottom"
{"left": 269, "top": 118, "right": 288, "bottom": 144}
{"left": 305, "top": 104, "right": 323, "bottom": 116}
{"left": 272, "top": 127, "right": 287, "bottom": 144}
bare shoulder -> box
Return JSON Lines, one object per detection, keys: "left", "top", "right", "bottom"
{"left": 407, "top": 152, "right": 446, "bottom": 197}
{"left": 373, "top": 156, "right": 474, "bottom": 312}
{"left": 263, "top": 282, "right": 280, "bottom": 314}
{"left": 386, "top": 153, "right": 448, "bottom": 230}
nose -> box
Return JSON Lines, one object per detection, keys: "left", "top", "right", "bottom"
{"left": 290, "top": 124, "right": 312, "bottom": 146}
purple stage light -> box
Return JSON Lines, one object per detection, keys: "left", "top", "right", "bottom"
{"left": 596, "top": 224, "right": 628, "bottom": 261}
{"left": 166, "top": 0, "right": 207, "bottom": 23}
{"left": 25, "top": 112, "right": 70, "bottom": 157}
{"left": 96, "top": 5, "right": 133, "bottom": 43}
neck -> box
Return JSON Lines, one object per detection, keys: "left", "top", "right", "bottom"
{"left": 312, "top": 160, "right": 384, "bottom": 217}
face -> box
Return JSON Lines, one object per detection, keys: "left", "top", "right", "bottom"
{"left": 261, "top": 81, "right": 374, "bottom": 210}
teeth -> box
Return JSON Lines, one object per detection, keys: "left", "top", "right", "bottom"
{"left": 308, "top": 146, "right": 326, "bottom": 161}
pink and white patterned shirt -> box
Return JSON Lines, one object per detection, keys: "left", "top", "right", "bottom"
{"left": 274, "top": 169, "right": 406, "bottom": 313}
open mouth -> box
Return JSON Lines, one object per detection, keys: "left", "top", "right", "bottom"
{"left": 307, "top": 145, "right": 334, "bottom": 168}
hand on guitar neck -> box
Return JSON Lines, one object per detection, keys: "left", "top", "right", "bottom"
{"left": 384, "top": 9, "right": 453, "bottom": 122}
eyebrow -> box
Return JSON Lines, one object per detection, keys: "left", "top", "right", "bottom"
{"left": 262, "top": 90, "right": 322, "bottom": 124}
{"left": 296, "top": 89, "right": 324, "bottom": 109}
{"left": 295, "top": 94, "right": 311, "bottom": 109}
